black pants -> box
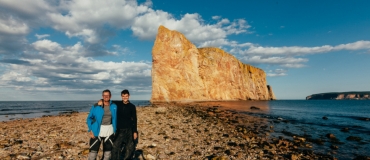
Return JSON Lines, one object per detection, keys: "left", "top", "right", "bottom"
{"left": 89, "top": 134, "right": 114, "bottom": 152}
{"left": 111, "top": 129, "right": 135, "bottom": 160}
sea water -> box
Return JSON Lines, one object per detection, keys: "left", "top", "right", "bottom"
{"left": 199, "top": 100, "right": 370, "bottom": 159}
{"left": 0, "top": 100, "right": 150, "bottom": 121}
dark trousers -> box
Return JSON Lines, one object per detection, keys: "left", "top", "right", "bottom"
{"left": 111, "top": 128, "right": 135, "bottom": 160}
{"left": 89, "top": 134, "right": 114, "bottom": 152}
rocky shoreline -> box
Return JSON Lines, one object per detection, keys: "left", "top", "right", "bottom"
{"left": 0, "top": 104, "right": 368, "bottom": 159}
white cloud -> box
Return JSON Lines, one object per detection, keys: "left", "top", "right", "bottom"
{"left": 199, "top": 39, "right": 254, "bottom": 48}
{"left": 0, "top": 16, "right": 29, "bottom": 35}
{"left": 220, "top": 40, "right": 370, "bottom": 70}
{"left": 1, "top": 40, "right": 152, "bottom": 95}
{"left": 244, "top": 45, "right": 333, "bottom": 56}
{"left": 1, "top": 0, "right": 251, "bottom": 46}
{"left": 223, "top": 19, "right": 251, "bottom": 35}
{"left": 32, "top": 39, "right": 62, "bottom": 53}
{"left": 240, "top": 56, "right": 307, "bottom": 69}
{"left": 142, "top": 0, "right": 153, "bottom": 7}
{"left": 131, "top": 10, "right": 227, "bottom": 43}
{"left": 267, "top": 69, "right": 287, "bottom": 77}
{"left": 212, "top": 16, "right": 221, "bottom": 20}
{"left": 198, "top": 39, "right": 231, "bottom": 48}
{"left": 217, "top": 18, "right": 230, "bottom": 26}
{"left": 46, "top": 0, "right": 150, "bottom": 43}
{"left": 241, "top": 40, "right": 370, "bottom": 56}
{"left": 0, "top": 0, "right": 53, "bottom": 17}
{"left": 333, "top": 40, "right": 370, "bottom": 50}
{"left": 280, "top": 63, "right": 306, "bottom": 68}
{"left": 131, "top": 10, "right": 250, "bottom": 43}
{"left": 241, "top": 56, "right": 308, "bottom": 67}
{"left": 1, "top": 71, "right": 32, "bottom": 82}
{"left": 35, "top": 34, "right": 50, "bottom": 39}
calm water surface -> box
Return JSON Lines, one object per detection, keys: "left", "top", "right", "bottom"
{"left": 195, "top": 100, "right": 370, "bottom": 159}
{"left": 0, "top": 100, "right": 150, "bottom": 121}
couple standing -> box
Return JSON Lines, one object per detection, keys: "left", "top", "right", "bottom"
{"left": 86, "top": 89, "right": 137, "bottom": 160}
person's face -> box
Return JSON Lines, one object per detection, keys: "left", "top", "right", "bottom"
{"left": 102, "top": 92, "right": 111, "bottom": 102}
{"left": 121, "top": 94, "right": 129, "bottom": 102}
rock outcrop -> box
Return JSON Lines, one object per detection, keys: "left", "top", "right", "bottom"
{"left": 151, "top": 26, "right": 275, "bottom": 102}
{"left": 306, "top": 92, "right": 370, "bottom": 100}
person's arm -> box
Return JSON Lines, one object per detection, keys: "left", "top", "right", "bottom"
{"left": 131, "top": 104, "right": 138, "bottom": 139}
{"left": 86, "top": 106, "right": 96, "bottom": 138}
{"left": 94, "top": 99, "right": 103, "bottom": 106}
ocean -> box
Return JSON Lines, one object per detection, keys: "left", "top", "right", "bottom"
{"left": 197, "top": 100, "right": 370, "bottom": 159}
{"left": 266, "top": 100, "right": 370, "bottom": 159}
{"left": 0, "top": 100, "right": 369, "bottom": 158}
{"left": 0, "top": 100, "right": 150, "bottom": 121}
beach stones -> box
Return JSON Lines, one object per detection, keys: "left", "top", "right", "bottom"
{"left": 144, "top": 154, "right": 156, "bottom": 160}
{"left": 16, "top": 154, "right": 30, "bottom": 160}
{"left": 250, "top": 106, "right": 260, "bottom": 110}
{"left": 330, "top": 145, "right": 339, "bottom": 150}
{"left": 326, "top": 133, "right": 336, "bottom": 139}
{"left": 155, "top": 107, "right": 166, "bottom": 114}
{"left": 291, "top": 154, "right": 299, "bottom": 160}
{"left": 0, "top": 103, "right": 355, "bottom": 159}
{"left": 211, "top": 156, "right": 228, "bottom": 160}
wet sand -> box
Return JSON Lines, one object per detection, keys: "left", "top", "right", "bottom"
{"left": 0, "top": 103, "right": 356, "bottom": 159}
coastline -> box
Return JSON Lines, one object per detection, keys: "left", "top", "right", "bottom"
{"left": 0, "top": 103, "right": 367, "bottom": 159}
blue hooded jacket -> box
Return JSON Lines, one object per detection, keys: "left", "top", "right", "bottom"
{"left": 86, "top": 100, "right": 117, "bottom": 137}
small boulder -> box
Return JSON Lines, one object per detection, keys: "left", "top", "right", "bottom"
{"left": 145, "top": 154, "right": 156, "bottom": 160}
{"left": 326, "top": 133, "right": 336, "bottom": 139}
{"left": 291, "top": 154, "right": 299, "bottom": 160}
{"left": 194, "top": 151, "right": 201, "bottom": 156}
{"left": 250, "top": 106, "right": 260, "bottom": 110}
{"left": 330, "top": 145, "right": 339, "bottom": 150}
{"left": 155, "top": 107, "right": 166, "bottom": 114}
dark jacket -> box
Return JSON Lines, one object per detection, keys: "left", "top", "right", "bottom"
{"left": 113, "top": 100, "right": 137, "bottom": 133}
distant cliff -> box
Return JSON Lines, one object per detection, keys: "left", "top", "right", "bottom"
{"left": 306, "top": 92, "right": 370, "bottom": 100}
{"left": 150, "top": 26, "right": 276, "bottom": 102}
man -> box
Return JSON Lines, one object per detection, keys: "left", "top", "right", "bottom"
{"left": 111, "top": 89, "right": 138, "bottom": 160}
{"left": 86, "top": 89, "right": 117, "bottom": 160}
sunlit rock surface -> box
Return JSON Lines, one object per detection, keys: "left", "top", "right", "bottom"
{"left": 151, "top": 26, "right": 275, "bottom": 102}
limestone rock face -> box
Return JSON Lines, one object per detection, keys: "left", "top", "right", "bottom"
{"left": 151, "top": 26, "right": 275, "bottom": 102}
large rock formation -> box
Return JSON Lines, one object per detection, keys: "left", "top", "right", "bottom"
{"left": 306, "top": 92, "right": 370, "bottom": 100}
{"left": 151, "top": 26, "right": 275, "bottom": 102}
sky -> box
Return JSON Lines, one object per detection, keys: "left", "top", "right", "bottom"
{"left": 0, "top": 0, "right": 369, "bottom": 101}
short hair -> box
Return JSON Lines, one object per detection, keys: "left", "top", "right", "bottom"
{"left": 121, "top": 89, "right": 130, "bottom": 95}
{"left": 102, "top": 89, "right": 111, "bottom": 96}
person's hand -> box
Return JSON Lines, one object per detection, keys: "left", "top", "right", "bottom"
{"left": 90, "top": 131, "right": 95, "bottom": 139}
{"left": 97, "top": 100, "right": 103, "bottom": 106}
{"left": 133, "top": 132, "right": 137, "bottom": 140}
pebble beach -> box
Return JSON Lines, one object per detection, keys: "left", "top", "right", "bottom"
{"left": 0, "top": 103, "right": 368, "bottom": 159}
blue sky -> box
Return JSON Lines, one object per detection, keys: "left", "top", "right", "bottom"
{"left": 0, "top": 0, "right": 369, "bottom": 101}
